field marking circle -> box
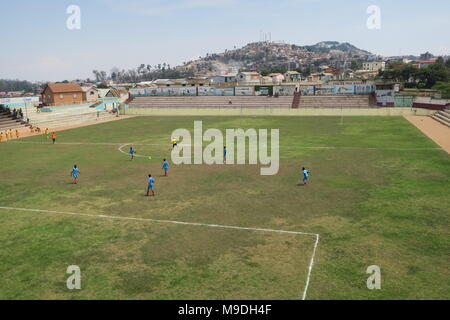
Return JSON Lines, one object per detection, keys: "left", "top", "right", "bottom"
{"left": 117, "top": 143, "right": 191, "bottom": 159}
{"left": 118, "top": 143, "right": 153, "bottom": 158}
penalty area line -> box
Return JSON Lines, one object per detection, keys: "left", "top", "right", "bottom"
{"left": 0, "top": 205, "right": 319, "bottom": 300}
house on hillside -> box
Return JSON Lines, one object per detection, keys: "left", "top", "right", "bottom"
{"left": 152, "top": 79, "right": 175, "bottom": 87}
{"left": 41, "top": 83, "right": 84, "bottom": 106}
{"left": 307, "top": 73, "right": 322, "bottom": 82}
{"left": 210, "top": 73, "right": 237, "bottom": 84}
{"left": 268, "top": 73, "right": 285, "bottom": 83}
{"left": 362, "top": 61, "right": 386, "bottom": 72}
{"left": 187, "top": 77, "right": 209, "bottom": 87}
{"left": 260, "top": 76, "right": 273, "bottom": 84}
{"left": 237, "top": 72, "right": 261, "bottom": 84}
{"left": 284, "top": 71, "right": 302, "bottom": 82}
{"left": 81, "top": 86, "right": 99, "bottom": 102}
{"left": 415, "top": 58, "right": 438, "bottom": 68}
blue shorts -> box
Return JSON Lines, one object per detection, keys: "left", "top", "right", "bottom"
{"left": 147, "top": 184, "right": 154, "bottom": 191}
{"left": 303, "top": 175, "right": 309, "bottom": 181}
{"left": 72, "top": 174, "right": 78, "bottom": 179}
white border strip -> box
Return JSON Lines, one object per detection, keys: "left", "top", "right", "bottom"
{"left": 0, "top": 205, "right": 319, "bottom": 300}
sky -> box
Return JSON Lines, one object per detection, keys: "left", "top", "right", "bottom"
{"left": 0, "top": 0, "right": 449, "bottom": 82}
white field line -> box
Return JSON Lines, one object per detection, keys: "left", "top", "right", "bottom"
{"left": 0, "top": 205, "right": 319, "bottom": 300}
{"left": 302, "top": 233, "right": 319, "bottom": 301}
{"left": 9, "top": 140, "right": 442, "bottom": 151}
{"left": 118, "top": 143, "right": 191, "bottom": 159}
{"left": 118, "top": 142, "right": 160, "bottom": 158}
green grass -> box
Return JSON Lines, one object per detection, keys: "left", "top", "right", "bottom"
{"left": 0, "top": 116, "right": 449, "bottom": 300}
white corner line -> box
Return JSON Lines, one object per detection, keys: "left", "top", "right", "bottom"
{"left": 0, "top": 205, "right": 319, "bottom": 300}
{"left": 302, "top": 233, "right": 319, "bottom": 301}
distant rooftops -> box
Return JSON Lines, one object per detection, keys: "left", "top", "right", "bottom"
{"left": 416, "top": 58, "right": 438, "bottom": 64}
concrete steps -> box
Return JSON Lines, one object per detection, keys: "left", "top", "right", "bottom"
{"left": 129, "top": 95, "right": 373, "bottom": 109}
{"left": 129, "top": 96, "right": 293, "bottom": 109}
{"left": 0, "top": 113, "right": 26, "bottom": 131}
{"left": 299, "top": 95, "right": 371, "bottom": 108}
{"left": 431, "top": 108, "right": 450, "bottom": 127}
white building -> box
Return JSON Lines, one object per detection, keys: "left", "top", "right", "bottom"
{"left": 362, "top": 61, "right": 386, "bottom": 72}
{"left": 236, "top": 72, "right": 261, "bottom": 84}
{"left": 268, "top": 73, "right": 285, "bottom": 83}
{"left": 210, "top": 73, "right": 237, "bottom": 84}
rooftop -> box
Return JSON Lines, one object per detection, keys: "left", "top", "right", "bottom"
{"left": 46, "top": 83, "right": 83, "bottom": 93}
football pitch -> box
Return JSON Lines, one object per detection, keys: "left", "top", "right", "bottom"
{"left": 0, "top": 116, "right": 449, "bottom": 300}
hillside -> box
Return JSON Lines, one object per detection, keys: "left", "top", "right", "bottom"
{"left": 176, "top": 41, "right": 374, "bottom": 76}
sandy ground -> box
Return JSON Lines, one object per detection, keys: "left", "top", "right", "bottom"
{"left": 0, "top": 115, "right": 136, "bottom": 142}
{"left": 404, "top": 116, "right": 450, "bottom": 154}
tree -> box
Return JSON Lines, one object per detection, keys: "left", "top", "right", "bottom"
{"left": 350, "top": 61, "right": 361, "bottom": 71}
{"left": 0, "top": 79, "right": 38, "bottom": 93}
{"left": 433, "top": 82, "right": 450, "bottom": 98}
{"left": 380, "top": 57, "right": 450, "bottom": 89}
{"left": 92, "top": 70, "right": 107, "bottom": 82}
{"left": 92, "top": 70, "right": 100, "bottom": 82}
{"left": 300, "top": 67, "right": 311, "bottom": 77}
{"left": 446, "top": 58, "right": 450, "bottom": 69}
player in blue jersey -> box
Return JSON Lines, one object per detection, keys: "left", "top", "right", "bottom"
{"left": 223, "top": 146, "right": 227, "bottom": 163}
{"left": 146, "top": 174, "right": 155, "bottom": 196}
{"left": 302, "top": 167, "right": 310, "bottom": 185}
{"left": 162, "top": 159, "right": 169, "bottom": 177}
{"left": 71, "top": 165, "right": 80, "bottom": 184}
{"left": 129, "top": 147, "right": 136, "bottom": 160}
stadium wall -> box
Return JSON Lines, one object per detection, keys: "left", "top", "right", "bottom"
{"left": 125, "top": 107, "right": 435, "bottom": 116}
{"left": 129, "top": 84, "right": 376, "bottom": 97}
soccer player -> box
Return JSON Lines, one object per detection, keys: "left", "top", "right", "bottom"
{"left": 302, "top": 167, "right": 310, "bottom": 185}
{"left": 15, "top": 129, "right": 20, "bottom": 139}
{"left": 0, "top": 132, "right": 3, "bottom": 142}
{"left": 172, "top": 138, "right": 178, "bottom": 149}
{"left": 8, "top": 129, "right": 13, "bottom": 140}
{"left": 129, "top": 147, "right": 136, "bottom": 160}
{"left": 44, "top": 128, "right": 49, "bottom": 138}
{"left": 223, "top": 146, "right": 227, "bottom": 163}
{"left": 162, "top": 159, "right": 169, "bottom": 176}
{"left": 71, "top": 165, "right": 80, "bottom": 184}
{"left": 146, "top": 174, "right": 155, "bottom": 196}
{"left": 51, "top": 132, "right": 57, "bottom": 144}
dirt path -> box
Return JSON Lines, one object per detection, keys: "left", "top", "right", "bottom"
{"left": 0, "top": 115, "right": 136, "bottom": 142}
{"left": 404, "top": 116, "right": 450, "bottom": 154}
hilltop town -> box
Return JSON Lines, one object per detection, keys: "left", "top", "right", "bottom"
{"left": 177, "top": 41, "right": 374, "bottom": 76}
